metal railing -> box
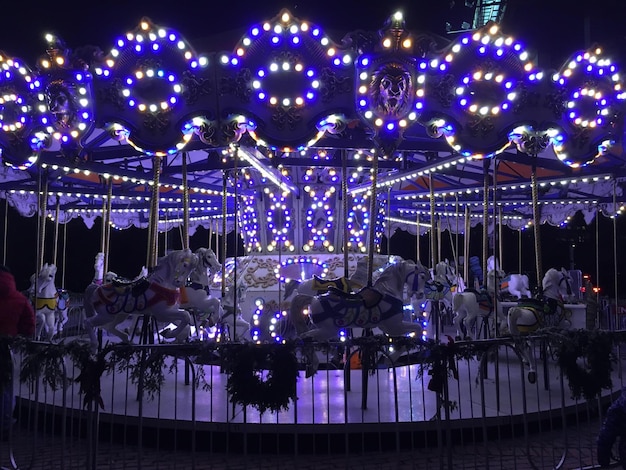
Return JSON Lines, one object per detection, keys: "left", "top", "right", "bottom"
{"left": 1, "top": 327, "right": 625, "bottom": 470}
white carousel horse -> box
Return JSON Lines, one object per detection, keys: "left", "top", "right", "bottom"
{"left": 486, "top": 255, "right": 531, "bottom": 300}
{"left": 30, "top": 263, "right": 68, "bottom": 340}
{"left": 295, "top": 260, "right": 430, "bottom": 375}
{"left": 498, "top": 273, "right": 531, "bottom": 300}
{"left": 451, "top": 288, "right": 499, "bottom": 340}
{"left": 179, "top": 247, "right": 223, "bottom": 328}
{"left": 217, "top": 278, "right": 251, "bottom": 341}
{"left": 452, "top": 260, "right": 508, "bottom": 340}
{"left": 432, "top": 259, "right": 466, "bottom": 318}
{"left": 82, "top": 252, "right": 149, "bottom": 331}
{"left": 507, "top": 267, "right": 574, "bottom": 383}
{"left": 83, "top": 249, "right": 198, "bottom": 350}
{"left": 507, "top": 267, "right": 574, "bottom": 335}
{"left": 287, "top": 257, "right": 384, "bottom": 329}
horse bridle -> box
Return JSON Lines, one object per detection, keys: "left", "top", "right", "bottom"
{"left": 406, "top": 264, "right": 427, "bottom": 297}
{"left": 559, "top": 272, "right": 573, "bottom": 296}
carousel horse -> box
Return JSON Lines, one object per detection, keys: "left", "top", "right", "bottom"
{"left": 31, "top": 263, "right": 67, "bottom": 340}
{"left": 452, "top": 264, "right": 506, "bottom": 340}
{"left": 287, "top": 257, "right": 385, "bottom": 329}
{"left": 83, "top": 249, "right": 198, "bottom": 350}
{"left": 507, "top": 267, "right": 574, "bottom": 335}
{"left": 432, "top": 259, "right": 466, "bottom": 318}
{"left": 284, "top": 256, "right": 388, "bottom": 300}
{"left": 216, "top": 278, "right": 250, "bottom": 341}
{"left": 179, "top": 247, "right": 223, "bottom": 328}
{"left": 487, "top": 255, "right": 531, "bottom": 300}
{"left": 83, "top": 252, "right": 149, "bottom": 330}
{"left": 498, "top": 273, "right": 531, "bottom": 300}
{"left": 294, "top": 259, "right": 430, "bottom": 375}
{"left": 507, "top": 267, "right": 574, "bottom": 383}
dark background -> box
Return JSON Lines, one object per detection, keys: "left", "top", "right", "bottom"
{"left": 0, "top": 0, "right": 625, "bottom": 295}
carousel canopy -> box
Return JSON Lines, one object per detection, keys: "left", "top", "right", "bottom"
{"left": 0, "top": 6, "right": 625, "bottom": 257}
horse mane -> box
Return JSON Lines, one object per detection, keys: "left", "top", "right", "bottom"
{"left": 542, "top": 268, "right": 558, "bottom": 290}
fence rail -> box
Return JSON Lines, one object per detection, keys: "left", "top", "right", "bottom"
{"left": 1, "top": 328, "right": 625, "bottom": 469}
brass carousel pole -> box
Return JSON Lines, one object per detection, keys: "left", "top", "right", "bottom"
{"left": 429, "top": 175, "right": 436, "bottom": 269}
{"left": 2, "top": 198, "right": 7, "bottom": 265}
{"left": 613, "top": 180, "right": 619, "bottom": 331}
{"left": 366, "top": 155, "right": 379, "bottom": 287}
{"left": 416, "top": 214, "right": 420, "bottom": 262}
{"left": 530, "top": 155, "right": 543, "bottom": 290}
{"left": 34, "top": 167, "right": 48, "bottom": 332}
{"left": 231, "top": 146, "right": 239, "bottom": 340}
{"left": 342, "top": 149, "right": 349, "bottom": 279}
{"left": 100, "top": 190, "right": 107, "bottom": 255}
{"left": 464, "top": 205, "right": 470, "bottom": 288}
{"left": 429, "top": 174, "right": 439, "bottom": 340}
{"left": 103, "top": 178, "right": 113, "bottom": 276}
{"left": 208, "top": 216, "right": 213, "bottom": 253}
{"left": 52, "top": 195, "right": 60, "bottom": 271}
{"left": 455, "top": 195, "right": 459, "bottom": 276}
{"left": 387, "top": 187, "right": 392, "bottom": 260}
{"left": 482, "top": 159, "right": 490, "bottom": 288}
{"left": 61, "top": 217, "right": 67, "bottom": 289}
{"left": 181, "top": 152, "right": 190, "bottom": 251}
{"left": 518, "top": 228, "right": 522, "bottom": 274}
{"left": 221, "top": 172, "right": 227, "bottom": 301}
{"left": 147, "top": 157, "right": 161, "bottom": 269}
{"left": 37, "top": 168, "right": 48, "bottom": 270}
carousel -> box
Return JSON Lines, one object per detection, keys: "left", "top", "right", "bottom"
{"left": 0, "top": 7, "right": 625, "bottom": 461}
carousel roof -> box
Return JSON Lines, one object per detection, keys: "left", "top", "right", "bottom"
{"left": 0, "top": 8, "right": 625, "bottom": 255}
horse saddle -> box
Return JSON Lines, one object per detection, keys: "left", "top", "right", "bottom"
{"left": 518, "top": 297, "right": 558, "bottom": 315}
{"left": 312, "top": 276, "right": 350, "bottom": 294}
{"left": 425, "top": 280, "right": 448, "bottom": 301}
{"left": 327, "top": 286, "right": 383, "bottom": 309}
{"left": 466, "top": 288, "right": 493, "bottom": 311}
{"left": 186, "top": 281, "right": 210, "bottom": 294}
{"left": 111, "top": 277, "right": 151, "bottom": 297}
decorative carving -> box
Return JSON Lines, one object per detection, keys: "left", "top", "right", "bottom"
{"left": 545, "top": 87, "right": 567, "bottom": 119}
{"left": 196, "top": 120, "right": 217, "bottom": 146}
{"left": 340, "top": 30, "right": 378, "bottom": 55}
{"left": 98, "top": 78, "right": 126, "bottom": 110}
{"left": 511, "top": 130, "right": 551, "bottom": 156}
{"left": 271, "top": 105, "right": 302, "bottom": 130}
{"left": 370, "top": 62, "right": 413, "bottom": 118}
{"left": 434, "top": 74, "right": 456, "bottom": 108}
{"left": 181, "top": 70, "right": 212, "bottom": 105}
{"left": 467, "top": 114, "right": 495, "bottom": 138}
{"left": 143, "top": 110, "right": 171, "bottom": 134}
{"left": 318, "top": 68, "right": 352, "bottom": 103}
{"left": 46, "top": 79, "right": 78, "bottom": 130}
{"left": 220, "top": 68, "right": 253, "bottom": 102}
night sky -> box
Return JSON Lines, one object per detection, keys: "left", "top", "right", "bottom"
{"left": 0, "top": 0, "right": 625, "bottom": 294}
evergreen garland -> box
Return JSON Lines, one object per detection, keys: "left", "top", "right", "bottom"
{"left": 1, "top": 330, "right": 625, "bottom": 412}
{"left": 223, "top": 342, "right": 298, "bottom": 414}
{"left": 552, "top": 329, "right": 625, "bottom": 401}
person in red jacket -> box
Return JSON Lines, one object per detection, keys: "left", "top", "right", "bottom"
{"left": 0, "top": 265, "right": 35, "bottom": 439}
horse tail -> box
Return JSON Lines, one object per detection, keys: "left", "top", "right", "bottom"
{"left": 289, "top": 293, "right": 313, "bottom": 335}
{"left": 83, "top": 283, "right": 98, "bottom": 319}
